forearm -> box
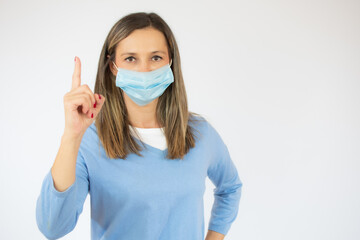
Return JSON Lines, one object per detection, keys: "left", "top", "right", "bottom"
{"left": 205, "top": 230, "right": 225, "bottom": 240}
{"left": 51, "top": 133, "right": 83, "bottom": 192}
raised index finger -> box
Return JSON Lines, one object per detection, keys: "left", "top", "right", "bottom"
{"left": 71, "top": 56, "right": 81, "bottom": 90}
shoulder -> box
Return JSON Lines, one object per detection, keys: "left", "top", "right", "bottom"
{"left": 188, "top": 113, "right": 223, "bottom": 143}
{"left": 88, "top": 122, "right": 97, "bottom": 134}
{"left": 189, "top": 115, "right": 229, "bottom": 168}
{"left": 78, "top": 122, "right": 99, "bottom": 152}
{"left": 188, "top": 113, "right": 208, "bottom": 137}
{"left": 82, "top": 122, "right": 98, "bottom": 141}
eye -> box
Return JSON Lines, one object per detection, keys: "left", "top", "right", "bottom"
{"left": 125, "top": 56, "right": 135, "bottom": 62}
{"left": 152, "top": 55, "right": 163, "bottom": 61}
{"left": 124, "top": 55, "right": 163, "bottom": 63}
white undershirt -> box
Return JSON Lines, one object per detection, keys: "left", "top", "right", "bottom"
{"left": 129, "top": 125, "right": 167, "bottom": 150}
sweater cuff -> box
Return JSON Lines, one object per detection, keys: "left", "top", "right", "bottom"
{"left": 47, "top": 168, "right": 76, "bottom": 198}
{"left": 208, "top": 223, "right": 230, "bottom": 236}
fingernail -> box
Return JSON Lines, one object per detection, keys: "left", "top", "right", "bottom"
{"left": 94, "top": 102, "right": 96, "bottom": 108}
{"left": 99, "top": 94, "right": 101, "bottom": 99}
{"left": 74, "top": 56, "right": 76, "bottom": 62}
{"left": 91, "top": 113, "right": 93, "bottom": 118}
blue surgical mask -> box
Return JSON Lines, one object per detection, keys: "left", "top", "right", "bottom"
{"left": 112, "top": 60, "right": 174, "bottom": 106}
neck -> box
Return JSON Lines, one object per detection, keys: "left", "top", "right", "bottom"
{"left": 126, "top": 96, "right": 162, "bottom": 128}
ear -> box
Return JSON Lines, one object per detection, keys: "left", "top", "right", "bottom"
{"left": 109, "top": 61, "right": 117, "bottom": 76}
{"left": 106, "top": 54, "right": 116, "bottom": 76}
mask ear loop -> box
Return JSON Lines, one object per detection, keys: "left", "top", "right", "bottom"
{"left": 112, "top": 61, "right": 119, "bottom": 70}
{"left": 169, "top": 59, "right": 172, "bottom": 67}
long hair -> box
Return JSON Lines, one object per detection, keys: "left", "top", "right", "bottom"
{"left": 94, "top": 12, "right": 204, "bottom": 160}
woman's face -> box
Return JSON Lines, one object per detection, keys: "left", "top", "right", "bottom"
{"left": 111, "top": 27, "right": 171, "bottom": 74}
{"left": 110, "top": 27, "right": 172, "bottom": 109}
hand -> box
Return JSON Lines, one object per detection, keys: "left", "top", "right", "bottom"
{"left": 205, "top": 230, "right": 225, "bottom": 240}
{"left": 63, "top": 56, "right": 105, "bottom": 139}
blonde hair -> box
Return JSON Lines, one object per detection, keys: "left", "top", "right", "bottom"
{"left": 94, "top": 12, "right": 205, "bottom": 160}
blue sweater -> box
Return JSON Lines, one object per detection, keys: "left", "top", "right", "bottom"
{"left": 36, "top": 116, "right": 243, "bottom": 240}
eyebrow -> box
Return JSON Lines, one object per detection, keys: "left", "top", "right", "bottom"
{"left": 120, "top": 51, "right": 166, "bottom": 56}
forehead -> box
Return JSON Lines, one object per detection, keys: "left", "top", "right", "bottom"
{"left": 116, "top": 27, "right": 168, "bottom": 54}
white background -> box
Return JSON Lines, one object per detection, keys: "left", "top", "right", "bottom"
{"left": 0, "top": 0, "right": 359, "bottom": 239}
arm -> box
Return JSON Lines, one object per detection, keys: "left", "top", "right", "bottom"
{"left": 51, "top": 133, "right": 82, "bottom": 192}
{"left": 206, "top": 123, "right": 243, "bottom": 237}
{"left": 35, "top": 134, "right": 89, "bottom": 239}
{"left": 205, "top": 229, "right": 225, "bottom": 240}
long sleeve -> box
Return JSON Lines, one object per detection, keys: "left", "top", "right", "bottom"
{"left": 206, "top": 124, "right": 243, "bottom": 236}
{"left": 36, "top": 149, "right": 89, "bottom": 240}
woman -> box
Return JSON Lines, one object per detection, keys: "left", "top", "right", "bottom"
{"left": 36, "top": 12, "right": 242, "bottom": 240}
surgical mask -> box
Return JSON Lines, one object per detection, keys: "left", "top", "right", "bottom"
{"left": 112, "top": 60, "right": 174, "bottom": 106}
